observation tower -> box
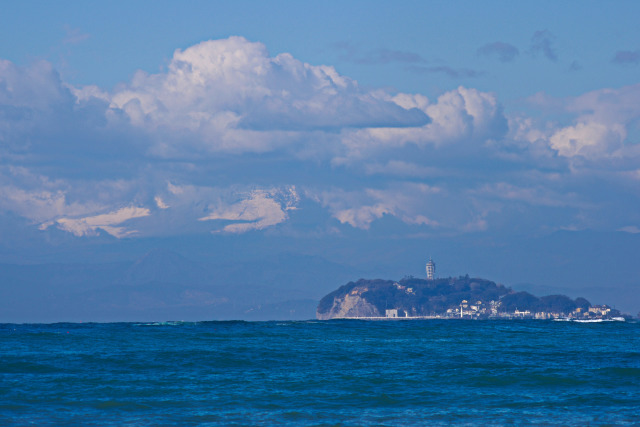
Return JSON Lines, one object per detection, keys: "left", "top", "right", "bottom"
{"left": 426, "top": 257, "right": 436, "bottom": 280}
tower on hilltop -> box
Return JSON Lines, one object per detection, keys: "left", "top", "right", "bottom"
{"left": 426, "top": 257, "right": 436, "bottom": 280}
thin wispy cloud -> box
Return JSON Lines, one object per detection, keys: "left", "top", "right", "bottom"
{"left": 612, "top": 49, "right": 640, "bottom": 66}
{"left": 568, "top": 60, "right": 582, "bottom": 71}
{"left": 529, "top": 30, "right": 558, "bottom": 62}
{"left": 406, "top": 65, "right": 484, "bottom": 79}
{"left": 477, "top": 42, "right": 519, "bottom": 62}
{"left": 62, "top": 25, "right": 90, "bottom": 45}
{"left": 333, "top": 42, "right": 426, "bottom": 65}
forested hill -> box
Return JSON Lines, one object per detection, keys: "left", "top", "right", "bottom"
{"left": 316, "top": 276, "right": 592, "bottom": 319}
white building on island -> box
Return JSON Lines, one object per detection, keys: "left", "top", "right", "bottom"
{"left": 426, "top": 257, "right": 436, "bottom": 280}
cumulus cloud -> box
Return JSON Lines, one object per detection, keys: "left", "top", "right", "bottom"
{"left": 102, "top": 37, "right": 428, "bottom": 155}
{"left": 426, "top": 87, "right": 506, "bottom": 141}
{"left": 2, "top": 36, "right": 640, "bottom": 240}
{"left": 519, "top": 84, "right": 640, "bottom": 159}
{"left": 338, "top": 86, "right": 507, "bottom": 161}
{"left": 477, "top": 42, "right": 519, "bottom": 62}
{"left": 549, "top": 121, "right": 625, "bottom": 158}
{"left": 0, "top": 59, "right": 72, "bottom": 110}
{"left": 0, "top": 60, "right": 71, "bottom": 153}
{"left": 0, "top": 58, "right": 129, "bottom": 172}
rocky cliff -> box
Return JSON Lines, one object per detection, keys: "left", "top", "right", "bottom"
{"left": 316, "top": 279, "right": 392, "bottom": 319}
{"left": 316, "top": 292, "right": 381, "bottom": 320}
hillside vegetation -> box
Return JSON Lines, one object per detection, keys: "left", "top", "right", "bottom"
{"left": 317, "top": 276, "right": 592, "bottom": 318}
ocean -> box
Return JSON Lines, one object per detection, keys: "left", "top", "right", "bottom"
{"left": 1, "top": 320, "right": 639, "bottom": 426}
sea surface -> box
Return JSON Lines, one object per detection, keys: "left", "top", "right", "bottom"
{"left": 1, "top": 320, "right": 639, "bottom": 426}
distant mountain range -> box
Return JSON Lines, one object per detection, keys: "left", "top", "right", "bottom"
{"left": 0, "top": 249, "right": 359, "bottom": 322}
{"left": 1, "top": 243, "right": 634, "bottom": 322}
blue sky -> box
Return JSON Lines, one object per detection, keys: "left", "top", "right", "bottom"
{"left": 1, "top": 1, "right": 640, "bottom": 317}
{"left": 4, "top": 1, "right": 640, "bottom": 98}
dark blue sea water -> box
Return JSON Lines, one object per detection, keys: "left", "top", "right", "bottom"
{"left": 1, "top": 320, "right": 639, "bottom": 426}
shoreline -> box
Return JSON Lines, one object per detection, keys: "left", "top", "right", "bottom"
{"left": 325, "top": 316, "right": 627, "bottom": 321}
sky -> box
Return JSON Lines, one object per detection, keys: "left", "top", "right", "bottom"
{"left": 1, "top": 1, "right": 640, "bottom": 319}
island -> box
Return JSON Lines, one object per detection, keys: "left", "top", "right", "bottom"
{"left": 317, "top": 259, "right": 625, "bottom": 320}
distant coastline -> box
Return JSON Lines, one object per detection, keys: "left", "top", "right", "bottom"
{"left": 317, "top": 261, "right": 628, "bottom": 321}
{"left": 320, "top": 316, "right": 626, "bottom": 322}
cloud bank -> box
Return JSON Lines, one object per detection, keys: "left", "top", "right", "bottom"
{"left": 1, "top": 36, "right": 640, "bottom": 240}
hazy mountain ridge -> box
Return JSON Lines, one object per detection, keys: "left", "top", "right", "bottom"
{"left": 2, "top": 229, "right": 639, "bottom": 317}
{"left": 0, "top": 249, "right": 359, "bottom": 322}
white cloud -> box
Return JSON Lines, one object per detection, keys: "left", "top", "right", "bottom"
{"left": 0, "top": 59, "right": 70, "bottom": 110}
{"left": 166, "top": 182, "right": 184, "bottom": 195}
{"left": 0, "top": 60, "right": 76, "bottom": 154}
{"left": 549, "top": 121, "right": 625, "bottom": 158}
{"left": 0, "top": 167, "right": 104, "bottom": 223}
{"left": 508, "top": 116, "right": 552, "bottom": 145}
{"left": 2, "top": 38, "right": 640, "bottom": 241}
{"left": 317, "top": 184, "right": 443, "bottom": 230}
{"left": 154, "top": 196, "right": 169, "bottom": 209}
{"left": 618, "top": 225, "right": 640, "bottom": 234}
{"left": 339, "top": 86, "right": 507, "bottom": 161}
{"left": 427, "top": 86, "right": 506, "bottom": 143}
{"left": 313, "top": 177, "right": 601, "bottom": 234}
{"left": 50, "top": 206, "right": 151, "bottom": 238}
{"left": 520, "top": 84, "right": 640, "bottom": 160}
{"left": 0, "top": 186, "right": 81, "bottom": 222}
{"left": 199, "top": 187, "right": 298, "bottom": 233}
{"left": 67, "top": 84, "right": 109, "bottom": 104}
{"left": 99, "top": 36, "right": 426, "bottom": 155}
{"left": 333, "top": 203, "right": 394, "bottom": 229}
{"left": 0, "top": 167, "right": 155, "bottom": 238}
